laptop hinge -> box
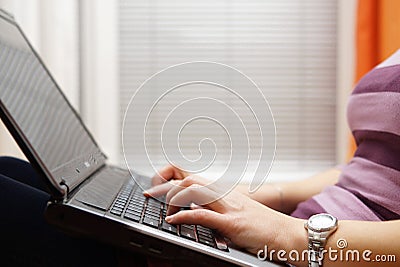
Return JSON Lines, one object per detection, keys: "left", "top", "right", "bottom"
{"left": 63, "top": 163, "right": 108, "bottom": 201}
{"left": 60, "top": 179, "right": 70, "bottom": 195}
{"left": 52, "top": 150, "right": 107, "bottom": 196}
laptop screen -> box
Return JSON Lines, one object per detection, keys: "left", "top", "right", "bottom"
{"left": 0, "top": 13, "right": 106, "bottom": 196}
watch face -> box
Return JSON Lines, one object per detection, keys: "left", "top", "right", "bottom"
{"left": 308, "top": 213, "right": 337, "bottom": 231}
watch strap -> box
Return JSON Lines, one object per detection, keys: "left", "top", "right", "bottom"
{"left": 307, "top": 231, "right": 326, "bottom": 267}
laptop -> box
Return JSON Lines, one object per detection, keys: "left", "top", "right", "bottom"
{"left": 0, "top": 9, "right": 281, "bottom": 267}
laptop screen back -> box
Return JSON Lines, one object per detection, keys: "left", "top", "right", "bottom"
{"left": 0, "top": 13, "right": 106, "bottom": 196}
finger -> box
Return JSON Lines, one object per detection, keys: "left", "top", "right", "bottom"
{"left": 190, "top": 202, "right": 204, "bottom": 210}
{"left": 143, "top": 181, "right": 176, "bottom": 198}
{"left": 165, "top": 209, "right": 226, "bottom": 231}
{"left": 151, "top": 164, "right": 189, "bottom": 186}
{"left": 165, "top": 175, "right": 209, "bottom": 204}
{"left": 167, "top": 184, "right": 226, "bottom": 215}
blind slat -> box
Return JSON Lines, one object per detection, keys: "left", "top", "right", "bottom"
{"left": 118, "top": 0, "right": 337, "bottom": 178}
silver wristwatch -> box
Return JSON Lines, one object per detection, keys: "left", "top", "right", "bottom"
{"left": 304, "top": 213, "right": 338, "bottom": 267}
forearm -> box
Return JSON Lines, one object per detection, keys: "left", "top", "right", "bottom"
{"left": 237, "top": 168, "right": 341, "bottom": 214}
{"left": 278, "top": 168, "right": 340, "bottom": 213}
{"left": 280, "top": 218, "right": 400, "bottom": 267}
{"left": 323, "top": 220, "right": 400, "bottom": 267}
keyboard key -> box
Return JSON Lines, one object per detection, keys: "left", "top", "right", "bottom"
{"left": 197, "top": 231, "right": 213, "bottom": 240}
{"left": 132, "top": 191, "right": 145, "bottom": 197}
{"left": 197, "top": 225, "right": 212, "bottom": 235}
{"left": 132, "top": 197, "right": 146, "bottom": 202}
{"left": 196, "top": 227, "right": 216, "bottom": 247}
{"left": 147, "top": 198, "right": 158, "bottom": 204}
{"left": 161, "top": 221, "right": 178, "bottom": 235}
{"left": 114, "top": 204, "right": 125, "bottom": 209}
{"left": 129, "top": 202, "right": 144, "bottom": 208}
{"left": 214, "top": 233, "right": 228, "bottom": 251}
{"left": 145, "top": 209, "right": 160, "bottom": 217}
{"left": 131, "top": 203, "right": 145, "bottom": 209}
{"left": 113, "top": 206, "right": 123, "bottom": 211}
{"left": 182, "top": 224, "right": 194, "bottom": 230}
{"left": 127, "top": 207, "right": 143, "bottom": 215}
{"left": 146, "top": 205, "right": 160, "bottom": 212}
{"left": 127, "top": 203, "right": 142, "bottom": 209}
{"left": 133, "top": 189, "right": 144, "bottom": 195}
{"left": 124, "top": 212, "right": 140, "bottom": 222}
{"left": 110, "top": 208, "right": 123, "bottom": 216}
{"left": 143, "top": 217, "right": 159, "bottom": 228}
{"left": 129, "top": 199, "right": 144, "bottom": 205}
{"left": 180, "top": 225, "right": 196, "bottom": 241}
{"left": 198, "top": 236, "right": 215, "bottom": 247}
{"left": 125, "top": 209, "right": 142, "bottom": 216}
{"left": 144, "top": 214, "right": 159, "bottom": 221}
{"left": 110, "top": 209, "right": 122, "bottom": 216}
{"left": 197, "top": 232, "right": 213, "bottom": 241}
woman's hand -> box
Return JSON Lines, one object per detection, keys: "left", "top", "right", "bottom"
{"left": 145, "top": 164, "right": 285, "bottom": 213}
{"left": 143, "top": 164, "right": 190, "bottom": 197}
{"left": 235, "top": 183, "right": 285, "bottom": 212}
{"left": 237, "top": 167, "right": 341, "bottom": 214}
{"left": 144, "top": 167, "right": 306, "bottom": 257}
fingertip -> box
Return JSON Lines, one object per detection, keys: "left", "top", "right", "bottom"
{"left": 142, "top": 186, "right": 155, "bottom": 196}
{"left": 190, "top": 202, "right": 202, "bottom": 210}
{"left": 165, "top": 215, "right": 173, "bottom": 223}
{"left": 164, "top": 209, "right": 213, "bottom": 227}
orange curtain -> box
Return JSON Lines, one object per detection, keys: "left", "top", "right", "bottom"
{"left": 347, "top": 0, "right": 400, "bottom": 161}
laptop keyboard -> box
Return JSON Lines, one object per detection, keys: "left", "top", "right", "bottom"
{"left": 109, "top": 179, "right": 227, "bottom": 250}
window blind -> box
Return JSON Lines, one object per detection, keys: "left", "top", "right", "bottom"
{"left": 118, "top": 0, "right": 337, "bottom": 182}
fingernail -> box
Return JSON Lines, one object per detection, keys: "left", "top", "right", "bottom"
{"left": 165, "top": 215, "right": 173, "bottom": 223}
{"left": 143, "top": 189, "right": 153, "bottom": 196}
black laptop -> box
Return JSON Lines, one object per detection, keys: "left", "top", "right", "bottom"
{"left": 0, "top": 9, "right": 280, "bottom": 267}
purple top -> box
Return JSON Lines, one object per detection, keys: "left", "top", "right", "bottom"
{"left": 291, "top": 49, "right": 400, "bottom": 221}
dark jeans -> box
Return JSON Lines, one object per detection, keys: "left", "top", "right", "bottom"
{"left": 0, "top": 156, "right": 150, "bottom": 267}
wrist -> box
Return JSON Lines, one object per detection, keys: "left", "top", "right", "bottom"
{"left": 253, "top": 184, "right": 283, "bottom": 211}
{"left": 260, "top": 214, "right": 308, "bottom": 266}
{"left": 283, "top": 217, "right": 309, "bottom": 267}
{"left": 235, "top": 184, "right": 281, "bottom": 210}
{"left": 272, "top": 183, "right": 299, "bottom": 214}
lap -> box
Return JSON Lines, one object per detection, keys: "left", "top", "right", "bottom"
{"left": 0, "top": 156, "right": 187, "bottom": 267}
{"left": 0, "top": 156, "right": 119, "bottom": 267}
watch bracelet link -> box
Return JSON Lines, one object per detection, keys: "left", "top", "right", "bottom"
{"left": 308, "top": 231, "right": 327, "bottom": 267}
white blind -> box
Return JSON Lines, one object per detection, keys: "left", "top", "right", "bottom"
{"left": 118, "top": 0, "right": 337, "bottom": 182}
